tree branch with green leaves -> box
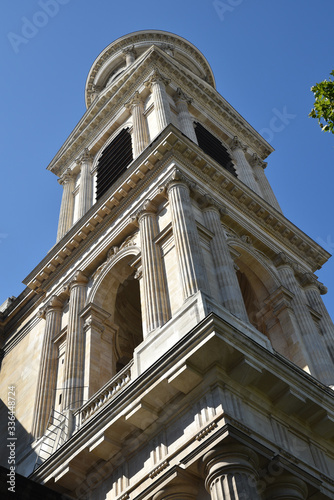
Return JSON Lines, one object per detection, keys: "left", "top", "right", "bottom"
{"left": 309, "top": 70, "right": 334, "bottom": 134}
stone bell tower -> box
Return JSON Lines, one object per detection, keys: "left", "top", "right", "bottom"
{"left": 1, "top": 30, "right": 334, "bottom": 499}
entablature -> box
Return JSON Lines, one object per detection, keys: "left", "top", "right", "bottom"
{"left": 25, "top": 126, "right": 330, "bottom": 298}
{"left": 29, "top": 313, "right": 334, "bottom": 497}
{"left": 47, "top": 47, "right": 272, "bottom": 178}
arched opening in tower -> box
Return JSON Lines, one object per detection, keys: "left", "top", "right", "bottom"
{"left": 237, "top": 269, "right": 267, "bottom": 336}
{"left": 114, "top": 272, "right": 143, "bottom": 373}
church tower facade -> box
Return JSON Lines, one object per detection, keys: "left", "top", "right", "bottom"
{"left": 1, "top": 30, "right": 334, "bottom": 499}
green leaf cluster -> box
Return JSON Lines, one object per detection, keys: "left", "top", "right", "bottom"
{"left": 309, "top": 70, "right": 334, "bottom": 134}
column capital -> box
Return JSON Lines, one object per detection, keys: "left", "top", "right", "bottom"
{"left": 250, "top": 153, "right": 267, "bottom": 169}
{"left": 201, "top": 443, "right": 259, "bottom": 477}
{"left": 152, "top": 469, "right": 198, "bottom": 500}
{"left": 131, "top": 199, "right": 157, "bottom": 224}
{"left": 159, "top": 169, "right": 195, "bottom": 198}
{"left": 231, "top": 136, "right": 246, "bottom": 152}
{"left": 319, "top": 283, "right": 328, "bottom": 295}
{"left": 38, "top": 295, "right": 64, "bottom": 319}
{"left": 298, "top": 272, "right": 317, "bottom": 288}
{"left": 201, "top": 443, "right": 260, "bottom": 497}
{"left": 58, "top": 168, "right": 74, "bottom": 186}
{"left": 273, "top": 252, "right": 294, "bottom": 269}
{"left": 298, "top": 272, "right": 328, "bottom": 295}
{"left": 70, "top": 270, "right": 89, "bottom": 289}
{"left": 144, "top": 69, "right": 170, "bottom": 90}
{"left": 153, "top": 482, "right": 197, "bottom": 500}
{"left": 125, "top": 90, "right": 143, "bottom": 110}
{"left": 202, "top": 194, "right": 227, "bottom": 216}
{"left": 76, "top": 148, "right": 93, "bottom": 166}
{"left": 175, "top": 87, "right": 192, "bottom": 105}
{"left": 264, "top": 474, "right": 308, "bottom": 499}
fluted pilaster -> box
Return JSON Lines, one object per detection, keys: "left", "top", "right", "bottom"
{"left": 202, "top": 444, "right": 261, "bottom": 500}
{"left": 264, "top": 474, "right": 308, "bottom": 499}
{"left": 175, "top": 88, "right": 198, "bottom": 144}
{"left": 231, "top": 137, "right": 262, "bottom": 195}
{"left": 136, "top": 200, "right": 169, "bottom": 336}
{"left": 33, "top": 296, "right": 63, "bottom": 437}
{"left": 145, "top": 70, "right": 172, "bottom": 133}
{"left": 275, "top": 254, "right": 333, "bottom": 385}
{"left": 250, "top": 154, "right": 282, "bottom": 212}
{"left": 57, "top": 169, "right": 75, "bottom": 242}
{"left": 63, "top": 271, "right": 89, "bottom": 411}
{"left": 166, "top": 172, "right": 208, "bottom": 300}
{"left": 300, "top": 273, "right": 334, "bottom": 358}
{"left": 126, "top": 91, "right": 149, "bottom": 158}
{"left": 203, "top": 202, "right": 248, "bottom": 321}
{"left": 77, "top": 148, "right": 93, "bottom": 219}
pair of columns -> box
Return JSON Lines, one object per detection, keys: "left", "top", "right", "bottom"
{"left": 56, "top": 73, "right": 195, "bottom": 243}
{"left": 34, "top": 271, "right": 89, "bottom": 438}
{"left": 136, "top": 170, "right": 248, "bottom": 337}
{"left": 57, "top": 149, "right": 93, "bottom": 242}
{"left": 145, "top": 73, "right": 197, "bottom": 143}
{"left": 128, "top": 71, "right": 197, "bottom": 160}
{"left": 231, "top": 138, "right": 282, "bottom": 212}
{"left": 274, "top": 253, "right": 333, "bottom": 386}
{"left": 153, "top": 444, "right": 308, "bottom": 499}
{"left": 166, "top": 171, "right": 248, "bottom": 321}
{"left": 202, "top": 445, "right": 308, "bottom": 500}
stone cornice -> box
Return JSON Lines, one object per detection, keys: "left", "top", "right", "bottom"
{"left": 47, "top": 47, "right": 273, "bottom": 177}
{"left": 29, "top": 313, "right": 334, "bottom": 491}
{"left": 24, "top": 126, "right": 330, "bottom": 300}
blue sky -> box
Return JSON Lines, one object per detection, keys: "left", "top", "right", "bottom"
{"left": 1, "top": 0, "right": 333, "bottom": 320}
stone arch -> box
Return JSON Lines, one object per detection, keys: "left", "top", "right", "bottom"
{"left": 92, "top": 121, "right": 133, "bottom": 172}
{"left": 229, "top": 240, "right": 297, "bottom": 361}
{"left": 88, "top": 246, "right": 143, "bottom": 374}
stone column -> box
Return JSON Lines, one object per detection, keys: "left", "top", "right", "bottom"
{"left": 145, "top": 70, "right": 172, "bottom": 133}
{"left": 202, "top": 443, "right": 261, "bottom": 500}
{"left": 63, "top": 271, "right": 89, "bottom": 411}
{"left": 123, "top": 46, "right": 136, "bottom": 66}
{"left": 300, "top": 273, "right": 334, "bottom": 355}
{"left": 250, "top": 154, "right": 282, "bottom": 212}
{"left": 33, "top": 296, "right": 63, "bottom": 438}
{"left": 126, "top": 91, "right": 149, "bottom": 158}
{"left": 274, "top": 253, "right": 333, "bottom": 385}
{"left": 264, "top": 474, "right": 308, "bottom": 499}
{"left": 175, "top": 88, "right": 198, "bottom": 144}
{"left": 231, "top": 137, "right": 262, "bottom": 195}
{"left": 77, "top": 148, "right": 93, "bottom": 220}
{"left": 135, "top": 200, "right": 169, "bottom": 336}
{"left": 57, "top": 169, "right": 75, "bottom": 242}
{"left": 202, "top": 200, "right": 248, "bottom": 321}
{"left": 166, "top": 170, "right": 208, "bottom": 300}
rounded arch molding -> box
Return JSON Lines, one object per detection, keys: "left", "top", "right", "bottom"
{"left": 87, "top": 245, "right": 141, "bottom": 310}
{"left": 227, "top": 237, "right": 281, "bottom": 296}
